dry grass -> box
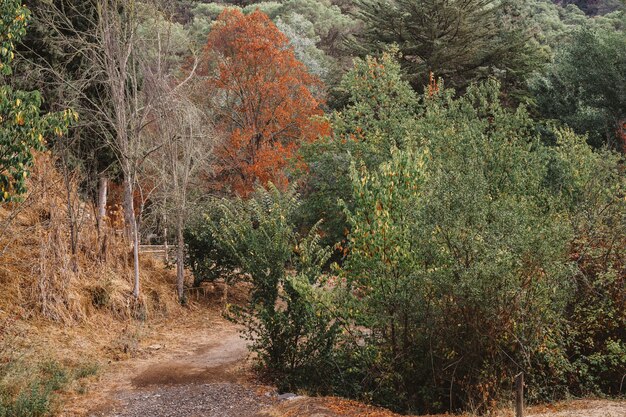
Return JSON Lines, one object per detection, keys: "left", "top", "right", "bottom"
{"left": 0, "top": 154, "right": 187, "bottom": 412}
{"left": 0, "top": 154, "right": 180, "bottom": 324}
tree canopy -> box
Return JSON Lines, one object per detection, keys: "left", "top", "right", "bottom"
{"left": 199, "top": 9, "right": 329, "bottom": 195}
{"left": 352, "top": 0, "right": 545, "bottom": 94}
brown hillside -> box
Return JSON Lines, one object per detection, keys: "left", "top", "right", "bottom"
{"left": 0, "top": 154, "right": 179, "bottom": 324}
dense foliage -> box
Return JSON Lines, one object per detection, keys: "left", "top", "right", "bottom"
{"left": 531, "top": 20, "right": 626, "bottom": 150}
{"left": 336, "top": 81, "right": 577, "bottom": 412}
{"left": 200, "top": 185, "right": 339, "bottom": 390}
{"left": 300, "top": 51, "right": 418, "bottom": 248}
{"left": 353, "top": 0, "right": 545, "bottom": 96}
{"left": 0, "top": 0, "right": 74, "bottom": 202}
{"left": 3, "top": 0, "right": 626, "bottom": 414}
{"left": 198, "top": 9, "right": 330, "bottom": 195}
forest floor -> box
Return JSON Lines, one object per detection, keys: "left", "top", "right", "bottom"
{"left": 58, "top": 283, "right": 625, "bottom": 417}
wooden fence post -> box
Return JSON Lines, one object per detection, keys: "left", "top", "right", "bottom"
{"left": 515, "top": 372, "right": 524, "bottom": 417}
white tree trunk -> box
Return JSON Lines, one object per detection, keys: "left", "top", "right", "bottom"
{"left": 97, "top": 175, "right": 108, "bottom": 232}
{"left": 176, "top": 214, "right": 185, "bottom": 302}
{"left": 163, "top": 205, "right": 169, "bottom": 263}
{"left": 123, "top": 176, "right": 140, "bottom": 298}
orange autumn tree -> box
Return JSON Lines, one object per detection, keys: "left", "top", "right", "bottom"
{"left": 199, "top": 9, "right": 329, "bottom": 195}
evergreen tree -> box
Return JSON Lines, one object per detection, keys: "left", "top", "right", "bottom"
{"left": 531, "top": 21, "right": 626, "bottom": 151}
{"left": 353, "top": 0, "right": 544, "bottom": 96}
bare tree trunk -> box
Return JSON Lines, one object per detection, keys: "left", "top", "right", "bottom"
{"left": 176, "top": 213, "right": 185, "bottom": 302}
{"left": 132, "top": 219, "right": 140, "bottom": 298}
{"left": 123, "top": 176, "right": 140, "bottom": 298}
{"left": 97, "top": 175, "right": 109, "bottom": 260}
{"left": 163, "top": 209, "right": 169, "bottom": 263}
{"left": 97, "top": 175, "right": 108, "bottom": 232}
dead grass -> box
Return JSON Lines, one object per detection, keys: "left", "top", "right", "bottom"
{"left": 0, "top": 154, "right": 181, "bottom": 324}
{"left": 0, "top": 154, "right": 187, "bottom": 412}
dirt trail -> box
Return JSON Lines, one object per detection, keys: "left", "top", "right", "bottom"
{"left": 70, "top": 316, "right": 278, "bottom": 417}
{"left": 62, "top": 308, "right": 625, "bottom": 417}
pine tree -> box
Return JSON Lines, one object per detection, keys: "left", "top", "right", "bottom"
{"left": 353, "top": 0, "right": 542, "bottom": 94}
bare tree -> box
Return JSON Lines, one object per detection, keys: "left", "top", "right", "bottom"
{"left": 25, "top": 0, "right": 199, "bottom": 299}
{"left": 144, "top": 85, "right": 215, "bottom": 302}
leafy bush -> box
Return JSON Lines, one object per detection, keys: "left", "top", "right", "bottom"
{"left": 299, "top": 51, "right": 418, "bottom": 250}
{"left": 334, "top": 81, "right": 577, "bottom": 413}
{"left": 549, "top": 130, "right": 626, "bottom": 396}
{"left": 184, "top": 208, "right": 245, "bottom": 287}
{"left": 0, "top": 0, "right": 75, "bottom": 203}
{"left": 203, "top": 185, "right": 339, "bottom": 391}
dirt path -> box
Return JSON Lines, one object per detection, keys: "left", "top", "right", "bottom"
{"left": 526, "top": 400, "right": 626, "bottom": 417}
{"left": 61, "top": 306, "right": 625, "bottom": 417}
{"left": 64, "top": 314, "right": 280, "bottom": 417}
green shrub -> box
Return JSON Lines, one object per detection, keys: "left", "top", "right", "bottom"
{"left": 550, "top": 130, "right": 626, "bottom": 396}
{"left": 298, "top": 51, "right": 418, "bottom": 250}
{"left": 184, "top": 208, "right": 245, "bottom": 287}
{"left": 0, "top": 359, "right": 79, "bottom": 417}
{"left": 0, "top": 383, "right": 52, "bottom": 417}
{"left": 332, "top": 80, "right": 581, "bottom": 413}
{"left": 204, "top": 184, "right": 339, "bottom": 391}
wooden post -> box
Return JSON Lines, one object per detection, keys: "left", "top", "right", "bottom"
{"left": 515, "top": 372, "right": 524, "bottom": 417}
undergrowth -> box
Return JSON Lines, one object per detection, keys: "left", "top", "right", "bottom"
{"left": 0, "top": 316, "right": 99, "bottom": 417}
{"left": 0, "top": 154, "right": 180, "bottom": 323}
{"left": 0, "top": 155, "right": 181, "bottom": 414}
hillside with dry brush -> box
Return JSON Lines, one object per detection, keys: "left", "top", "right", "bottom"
{"left": 0, "top": 154, "right": 184, "bottom": 414}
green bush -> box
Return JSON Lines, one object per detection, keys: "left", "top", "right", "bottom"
{"left": 327, "top": 78, "right": 625, "bottom": 413}
{"left": 0, "top": 384, "right": 52, "bottom": 417}
{"left": 335, "top": 80, "right": 575, "bottom": 412}
{"left": 0, "top": 360, "right": 76, "bottom": 417}
{"left": 184, "top": 207, "right": 245, "bottom": 287}
{"left": 550, "top": 130, "right": 626, "bottom": 396}
{"left": 298, "top": 51, "right": 418, "bottom": 251}
{"left": 203, "top": 185, "right": 340, "bottom": 391}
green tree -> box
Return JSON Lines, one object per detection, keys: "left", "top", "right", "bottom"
{"left": 531, "top": 22, "right": 626, "bottom": 150}
{"left": 353, "top": 0, "right": 545, "bottom": 95}
{"left": 299, "top": 51, "right": 418, "bottom": 249}
{"left": 555, "top": 0, "right": 625, "bottom": 15}
{"left": 338, "top": 80, "right": 575, "bottom": 412}
{"left": 204, "top": 184, "right": 339, "bottom": 390}
{"left": 0, "top": 0, "right": 74, "bottom": 203}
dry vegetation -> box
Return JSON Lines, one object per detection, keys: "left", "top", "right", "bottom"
{"left": 0, "top": 154, "right": 180, "bottom": 323}
{"left": 0, "top": 154, "right": 184, "bottom": 414}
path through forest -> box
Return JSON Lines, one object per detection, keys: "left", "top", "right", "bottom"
{"left": 71, "top": 315, "right": 277, "bottom": 417}
{"left": 65, "top": 308, "right": 625, "bottom": 417}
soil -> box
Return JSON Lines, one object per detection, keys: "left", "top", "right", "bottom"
{"left": 526, "top": 399, "right": 626, "bottom": 417}
{"left": 59, "top": 286, "right": 626, "bottom": 417}
{"left": 60, "top": 282, "right": 277, "bottom": 417}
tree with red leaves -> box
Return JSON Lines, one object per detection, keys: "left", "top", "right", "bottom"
{"left": 199, "top": 9, "right": 329, "bottom": 195}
